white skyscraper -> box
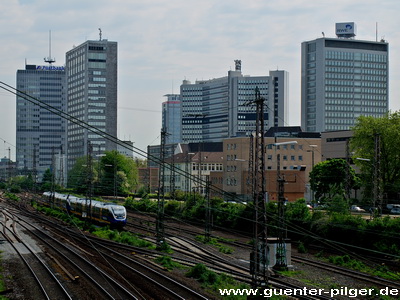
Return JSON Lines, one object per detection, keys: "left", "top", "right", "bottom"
{"left": 65, "top": 39, "right": 118, "bottom": 170}
{"left": 301, "top": 22, "right": 389, "bottom": 132}
{"left": 180, "top": 60, "right": 288, "bottom": 143}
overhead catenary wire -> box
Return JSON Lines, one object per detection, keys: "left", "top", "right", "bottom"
{"left": 6, "top": 81, "right": 396, "bottom": 256}
{"left": 0, "top": 81, "right": 233, "bottom": 201}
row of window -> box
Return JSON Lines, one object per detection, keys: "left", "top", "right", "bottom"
{"left": 192, "top": 163, "right": 223, "bottom": 171}
{"left": 325, "top": 60, "right": 387, "bottom": 69}
{"left": 325, "top": 67, "right": 387, "bottom": 75}
{"left": 326, "top": 51, "right": 387, "bottom": 62}
{"left": 325, "top": 80, "right": 387, "bottom": 88}
{"left": 325, "top": 86, "right": 386, "bottom": 92}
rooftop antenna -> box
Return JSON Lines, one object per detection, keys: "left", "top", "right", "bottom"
{"left": 99, "top": 28, "right": 102, "bottom": 41}
{"left": 376, "top": 22, "right": 378, "bottom": 42}
{"left": 44, "top": 30, "right": 56, "bottom": 64}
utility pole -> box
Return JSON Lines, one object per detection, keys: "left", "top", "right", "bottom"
{"left": 86, "top": 142, "right": 93, "bottom": 221}
{"left": 51, "top": 147, "right": 56, "bottom": 207}
{"left": 32, "top": 145, "right": 37, "bottom": 198}
{"left": 249, "top": 87, "right": 268, "bottom": 289}
{"left": 274, "top": 152, "right": 287, "bottom": 271}
{"left": 247, "top": 133, "right": 254, "bottom": 197}
{"left": 373, "top": 134, "right": 382, "bottom": 216}
{"left": 170, "top": 144, "right": 175, "bottom": 199}
{"left": 58, "top": 145, "right": 64, "bottom": 187}
{"left": 345, "top": 139, "right": 351, "bottom": 203}
{"left": 156, "top": 127, "right": 167, "bottom": 248}
{"left": 272, "top": 141, "right": 297, "bottom": 271}
{"left": 7, "top": 147, "right": 11, "bottom": 182}
{"left": 205, "top": 177, "right": 211, "bottom": 242}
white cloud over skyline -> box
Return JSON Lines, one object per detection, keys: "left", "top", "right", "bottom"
{"left": 1, "top": 0, "right": 399, "bottom": 158}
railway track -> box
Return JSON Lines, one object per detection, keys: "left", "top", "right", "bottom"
{"left": 9, "top": 201, "right": 213, "bottom": 299}
{"left": 126, "top": 210, "right": 400, "bottom": 294}
{"left": 4, "top": 194, "right": 399, "bottom": 299}
{"left": 0, "top": 208, "right": 73, "bottom": 300}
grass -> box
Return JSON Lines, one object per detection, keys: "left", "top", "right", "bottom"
{"left": 195, "top": 235, "right": 234, "bottom": 254}
{"left": 92, "top": 228, "right": 155, "bottom": 249}
{"left": 328, "top": 254, "right": 400, "bottom": 281}
{"left": 186, "top": 263, "right": 249, "bottom": 300}
{"left": 154, "top": 255, "right": 185, "bottom": 271}
{"left": 0, "top": 252, "right": 9, "bottom": 300}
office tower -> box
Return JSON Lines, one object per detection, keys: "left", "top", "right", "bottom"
{"left": 16, "top": 64, "right": 66, "bottom": 181}
{"left": 181, "top": 60, "right": 288, "bottom": 143}
{"left": 162, "top": 94, "right": 181, "bottom": 144}
{"left": 301, "top": 22, "right": 389, "bottom": 132}
{"left": 65, "top": 38, "right": 118, "bottom": 170}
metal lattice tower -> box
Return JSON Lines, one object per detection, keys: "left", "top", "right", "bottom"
{"left": 373, "top": 134, "right": 382, "bottom": 216}
{"left": 273, "top": 153, "right": 290, "bottom": 271}
{"left": 247, "top": 133, "right": 254, "bottom": 196}
{"left": 250, "top": 87, "right": 268, "bottom": 288}
{"left": 156, "top": 127, "right": 167, "bottom": 248}
{"left": 170, "top": 144, "right": 175, "bottom": 198}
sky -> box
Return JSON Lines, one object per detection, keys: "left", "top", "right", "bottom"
{"left": 1, "top": 0, "right": 399, "bottom": 160}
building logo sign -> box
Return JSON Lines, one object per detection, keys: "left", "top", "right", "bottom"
{"left": 36, "top": 65, "right": 65, "bottom": 71}
{"left": 335, "top": 22, "right": 356, "bottom": 37}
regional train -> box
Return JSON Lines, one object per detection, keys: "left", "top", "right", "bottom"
{"left": 42, "top": 192, "right": 127, "bottom": 227}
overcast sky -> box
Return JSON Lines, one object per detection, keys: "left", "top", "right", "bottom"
{"left": 1, "top": 0, "right": 399, "bottom": 159}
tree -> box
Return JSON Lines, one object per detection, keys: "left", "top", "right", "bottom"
{"left": 97, "top": 150, "right": 138, "bottom": 196}
{"left": 309, "top": 158, "right": 357, "bottom": 204}
{"left": 67, "top": 156, "right": 89, "bottom": 193}
{"left": 41, "top": 168, "right": 53, "bottom": 191}
{"left": 351, "top": 112, "right": 400, "bottom": 204}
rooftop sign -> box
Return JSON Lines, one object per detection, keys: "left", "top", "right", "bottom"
{"left": 336, "top": 22, "right": 357, "bottom": 38}
{"left": 36, "top": 65, "right": 65, "bottom": 71}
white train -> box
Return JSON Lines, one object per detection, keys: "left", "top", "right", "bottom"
{"left": 42, "top": 192, "right": 127, "bottom": 228}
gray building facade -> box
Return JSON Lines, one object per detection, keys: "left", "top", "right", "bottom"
{"left": 301, "top": 23, "right": 389, "bottom": 132}
{"left": 181, "top": 60, "right": 288, "bottom": 143}
{"left": 16, "top": 64, "right": 66, "bottom": 181}
{"left": 66, "top": 39, "right": 118, "bottom": 170}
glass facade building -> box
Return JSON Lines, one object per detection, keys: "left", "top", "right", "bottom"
{"left": 181, "top": 61, "right": 288, "bottom": 143}
{"left": 16, "top": 64, "right": 66, "bottom": 181}
{"left": 301, "top": 37, "right": 388, "bottom": 132}
{"left": 162, "top": 94, "right": 181, "bottom": 144}
{"left": 66, "top": 39, "right": 118, "bottom": 170}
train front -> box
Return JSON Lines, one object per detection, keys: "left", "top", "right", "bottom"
{"left": 109, "top": 204, "right": 127, "bottom": 227}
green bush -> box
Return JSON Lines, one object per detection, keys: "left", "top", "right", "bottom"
{"left": 155, "top": 255, "right": 184, "bottom": 271}
{"left": 186, "top": 264, "right": 249, "bottom": 299}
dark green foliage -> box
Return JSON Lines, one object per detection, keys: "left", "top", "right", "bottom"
{"left": 297, "top": 241, "right": 307, "bottom": 254}
{"left": 351, "top": 112, "right": 400, "bottom": 202}
{"left": 186, "top": 264, "right": 249, "bottom": 299}
{"left": 125, "top": 198, "right": 157, "bottom": 213}
{"left": 328, "top": 255, "right": 400, "bottom": 280}
{"left": 195, "top": 235, "right": 234, "bottom": 254}
{"left": 157, "top": 241, "right": 173, "bottom": 253}
{"left": 154, "top": 255, "right": 184, "bottom": 271}
{"left": 310, "top": 158, "right": 357, "bottom": 203}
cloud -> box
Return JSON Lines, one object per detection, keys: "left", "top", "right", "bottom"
{"left": 0, "top": 0, "right": 399, "bottom": 156}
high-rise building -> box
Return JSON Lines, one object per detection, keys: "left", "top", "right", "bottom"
{"left": 162, "top": 94, "right": 181, "bottom": 144}
{"left": 16, "top": 64, "right": 66, "bottom": 181}
{"left": 181, "top": 60, "right": 288, "bottom": 143}
{"left": 301, "top": 22, "right": 389, "bottom": 132}
{"left": 65, "top": 39, "right": 118, "bottom": 170}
